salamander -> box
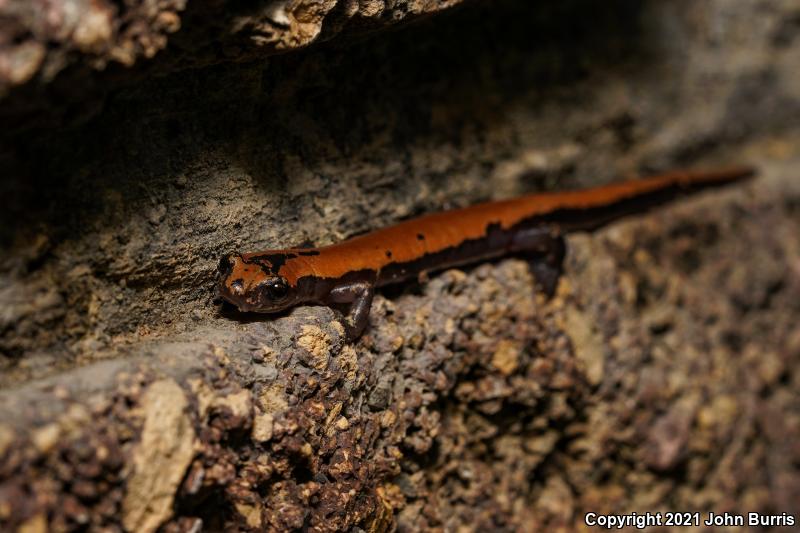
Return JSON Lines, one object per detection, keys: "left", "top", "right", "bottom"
{"left": 217, "top": 166, "right": 753, "bottom": 340}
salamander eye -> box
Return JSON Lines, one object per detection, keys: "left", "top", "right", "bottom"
{"left": 264, "top": 278, "right": 289, "bottom": 301}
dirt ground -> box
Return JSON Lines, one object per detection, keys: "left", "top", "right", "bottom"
{"left": 1, "top": 0, "right": 799, "bottom": 531}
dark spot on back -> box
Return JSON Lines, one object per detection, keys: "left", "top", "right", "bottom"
{"left": 417, "top": 233, "right": 425, "bottom": 240}
{"left": 386, "top": 250, "right": 392, "bottom": 258}
{"left": 485, "top": 221, "right": 502, "bottom": 234}
{"left": 248, "top": 252, "right": 298, "bottom": 274}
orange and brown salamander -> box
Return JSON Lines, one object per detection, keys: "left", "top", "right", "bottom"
{"left": 218, "top": 167, "right": 753, "bottom": 339}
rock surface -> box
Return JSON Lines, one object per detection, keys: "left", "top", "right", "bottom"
{"left": 1, "top": 0, "right": 799, "bottom": 531}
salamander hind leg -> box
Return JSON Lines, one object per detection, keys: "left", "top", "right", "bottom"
{"left": 328, "top": 281, "right": 376, "bottom": 341}
{"left": 510, "top": 227, "right": 566, "bottom": 297}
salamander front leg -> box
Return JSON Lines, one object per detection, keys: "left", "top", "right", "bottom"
{"left": 328, "top": 282, "right": 375, "bottom": 341}
{"left": 511, "top": 227, "right": 567, "bottom": 297}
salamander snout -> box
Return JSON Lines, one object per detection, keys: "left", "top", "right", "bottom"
{"left": 216, "top": 253, "right": 297, "bottom": 313}
{"left": 216, "top": 254, "right": 250, "bottom": 309}
{"left": 218, "top": 254, "right": 236, "bottom": 277}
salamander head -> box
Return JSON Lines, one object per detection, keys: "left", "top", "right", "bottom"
{"left": 217, "top": 254, "right": 300, "bottom": 313}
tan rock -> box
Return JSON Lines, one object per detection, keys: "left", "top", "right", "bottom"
{"left": 122, "top": 379, "right": 195, "bottom": 533}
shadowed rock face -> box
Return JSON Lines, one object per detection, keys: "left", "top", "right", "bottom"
{"left": 1, "top": 0, "right": 799, "bottom": 531}
{"left": 0, "top": 0, "right": 469, "bottom": 98}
